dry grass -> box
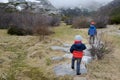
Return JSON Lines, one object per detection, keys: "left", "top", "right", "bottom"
{"left": 0, "top": 24, "right": 120, "bottom": 80}
{"left": 0, "top": 23, "right": 87, "bottom": 80}
{"left": 87, "top": 25, "right": 120, "bottom": 80}
{"left": 52, "top": 23, "right": 88, "bottom": 44}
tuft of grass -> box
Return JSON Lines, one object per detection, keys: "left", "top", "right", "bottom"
{"left": 45, "top": 58, "right": 52, "bottom": 66}
{"left": 23, "top": 67, "right": 48, "bottom": 80}
{"left": 0, "top": 29, "right": 9, "bottom": 36}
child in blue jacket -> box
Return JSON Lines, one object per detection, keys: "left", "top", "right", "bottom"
{"left": 88, "top": 21, "right": 97, "bottom": 44}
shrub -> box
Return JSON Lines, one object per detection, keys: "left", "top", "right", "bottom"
{"left": 109, "top": 5, "right": 120, "bottom": 24}
{"left": 8, "top": 26, "right": 25, "bottom": 35}
{"left": 72, "top": 16, "right": 90, "bottom": 28}
{"left": 90, "top": 42, "right": 108, "bottom": 60}
{"left": 110, "top": 15, "right": 120, "bottom": 24}
{"left": 90, "top": 32, "right": 113, "bottom": 60}
{"left": 0, "top": 10, "right": 11, "bottom": 29}
{"left": 7, "top": 25, "right": 33, "bottom": 35}
{"left": 0, "top": 7, "right": 59, "bottom": 36}
{"left": 33, "top": 26, "right": 54, "bottom": 40}
{"left": 95, "top": 21, "right": 107, "bottom": 28}
{"left": 7, "top": 12, "right": 55, "bottom": 36}
{"left": 49, "top": 16, "right": 60, "bottom": 26}
{"left": 94, "top": 15, "right": 108, "bottom": 28}
{"left": 64, "top": 18, "right": 73, "bottom": 25}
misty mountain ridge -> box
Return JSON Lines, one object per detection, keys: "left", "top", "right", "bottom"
{"left": 49, "top": 0, "right": 113, "bottom": 11}
{"left": 0, "top": 0, "right": 58, "bottom": 14}
{"left": 0, "top": 0, "right": 113, "bottom": 12}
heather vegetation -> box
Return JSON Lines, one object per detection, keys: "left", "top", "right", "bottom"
{"left": 0, "top": 0, "right": 120, "bottom": 80}
{"left": 0, "top": 7, "right": 60, "bottom": 36}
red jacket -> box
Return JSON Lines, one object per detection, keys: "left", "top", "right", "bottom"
{"left": 73, "top": 50, "right": 83, "bottom": 58}
{"left": 70, "top": 40, "right": 86, "bottom": 58}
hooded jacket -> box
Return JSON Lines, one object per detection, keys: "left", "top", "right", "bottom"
{"left": 70, "top": 41, "right": 86, "bottom": 58}
{"left": 88, "top": 25, "right": 97, "bottom": 36}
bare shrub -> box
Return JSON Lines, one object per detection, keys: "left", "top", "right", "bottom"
{"left": 0, "top": 9, "right": 12, "bottom": 29}
{"left": 90, "top": 32, "right": 114, "bottom": 60}
{"left": 0, "top": 8, "right": 60, "bottom": 36}
{"left": 32, "top": 14, "right": 54, "bottom": 40}
{"left": 94, "top": 15, "right": 108, "bottom": 28}
{"left": 49, "top": 16, "right": 60, "bottom": 26}
{"left": 72, "top": 16, "right": 91, "bottom": 28}
{"left": 64, "top": 18, "right": 73, "bottom": 25}
{"left": 7, "top": 11, "right": 56, "bottom": 36}
{"left": 7, "top": 12, "right": 34, "bottom": 35}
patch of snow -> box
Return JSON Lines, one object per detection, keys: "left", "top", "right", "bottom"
{"left": 16, "top": 6, "right": 24, "bottom": 11}
{"left": 26, "top": 0, "right": 41, "bottom": 3}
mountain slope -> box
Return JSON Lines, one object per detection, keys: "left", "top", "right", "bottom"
{"left": 0, "top": 0, "right": 58, "bottom": 14}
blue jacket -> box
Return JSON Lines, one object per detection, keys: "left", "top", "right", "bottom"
{"left": 88, "top": 25, "right": 97, "bottom": 36}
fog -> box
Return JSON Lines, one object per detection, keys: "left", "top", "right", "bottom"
{"left": 49, "top": 0, "right": 113, "bottom": 8}
{"left": 0, "top": 0, "right": 8, "bottom": 3}
{"left": 0, "top": 0, "right": 113, "bottom": 9}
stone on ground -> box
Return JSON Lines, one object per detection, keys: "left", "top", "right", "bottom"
{"left": 51, "top": 56, "right": 64, "bottom": 61}
{"left": 54, "top": 63, "right": 87, "bottom": 76}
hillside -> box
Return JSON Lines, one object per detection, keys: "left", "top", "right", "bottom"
{"left": 96, "top": 0, "right": 120, "bottom": 24}
{"left": 0, "top": 23, "right": 120, "bottom": 80}
{"left": 0, "top": 0, "right": 58, "bottom": 14}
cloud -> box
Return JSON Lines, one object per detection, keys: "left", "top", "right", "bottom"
{"left": 48, "top": 0, "right": 113, "bottom": 8}
{"left": 0, "top": 0, "right": 8, "bottom": 3}
{"left": 0, "top": 0, "right": 113, "bottom": 9}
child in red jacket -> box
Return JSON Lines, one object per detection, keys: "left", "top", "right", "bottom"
{"left": 70, "top": 35, "right": 86, "bottom": 75}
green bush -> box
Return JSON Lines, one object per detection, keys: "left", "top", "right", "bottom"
{"left": 7, "top": 26, "right": 33, "bottom": 35}
{"left": 109, "top": 6, "right": 120, "bottom": 24}
{"left": 110, "top": 15, "right": 120, "bottom": 24}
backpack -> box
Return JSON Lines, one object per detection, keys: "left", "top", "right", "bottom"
{"left": 88, "top": 25, "right": 96, "bottom": 36}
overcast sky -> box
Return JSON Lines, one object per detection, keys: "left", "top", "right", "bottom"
{"left": 0, "top": 0, "right": 113, "bottom": 8}
{"left": 49, "top": 0, "right": 113, "bottom": 8}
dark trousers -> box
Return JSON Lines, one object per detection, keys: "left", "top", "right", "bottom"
{"left": 89, "top": 35, "right": 95, "bottom": 44}
{"left": 71, "top": 57, "right": 82, "bottom": 74}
